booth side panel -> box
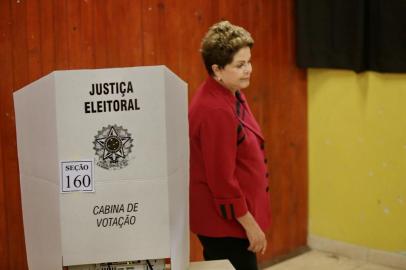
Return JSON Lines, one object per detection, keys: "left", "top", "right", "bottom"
{"left": 13, "top": 74, "right": 63, "bottom": 270}
{"left": 13, "top": 73, "right": 60, "bottom": 183}
{"left": 167, "top": 170, "right": 190, "bottom": 270}
{"left": 164, "top": 68, "right": 189, "bottom": 176}
{"left": 19, "top": 175, "right": 63, "bottom": 270}
{"left": 164, "top": 68, "right": 190, "bottom": 270}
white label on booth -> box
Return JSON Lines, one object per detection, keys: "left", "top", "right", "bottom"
{"left": 60, "top": 160, "right": 94, "bottom": 193}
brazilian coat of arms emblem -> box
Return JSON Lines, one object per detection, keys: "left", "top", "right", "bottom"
{"left": 93, "top": 124, "right": 133, "bottom": 170}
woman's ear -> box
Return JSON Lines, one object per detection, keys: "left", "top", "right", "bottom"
{"left": 211, "top": 64, "right": 222, "bottom": 80}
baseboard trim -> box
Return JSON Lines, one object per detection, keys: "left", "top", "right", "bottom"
{"left": 259, "top": 245, "right": 310, "bottom": 269}
{"left": 308, "top": 235, "right": 406, "bottom": 269}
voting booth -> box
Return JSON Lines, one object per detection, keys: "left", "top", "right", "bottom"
{"left": 14, "top": 66, "right": 189, "bottom": 270}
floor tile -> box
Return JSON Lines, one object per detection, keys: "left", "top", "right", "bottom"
{"left": 355, "top": 263, "right": 403, "bottom": 270}
{"left": 263, "top": 250, "right": 401, "bottom": 270}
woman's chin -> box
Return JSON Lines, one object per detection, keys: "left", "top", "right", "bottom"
{"left": 240, "top": 81, "right": 250, "bottom": 89}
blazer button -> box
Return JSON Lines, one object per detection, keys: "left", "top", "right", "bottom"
{"left": 261, "top": 142, "right": 265, "bottom": 150}
{"left": 266, "top": 186, "right": 269, "bottom": 192}
{"left": 264, "top": 158, "right": 268, "bottom": 164}
{"left": 265, "top": 172, "right": 269, "bottom": 178}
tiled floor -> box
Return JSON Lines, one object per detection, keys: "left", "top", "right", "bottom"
{"left": 263, "top": 250, "right": 402, "bottom": 270}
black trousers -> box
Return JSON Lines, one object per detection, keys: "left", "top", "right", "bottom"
{"left": 198, "top": 235, "right": 258, "bottom": 270}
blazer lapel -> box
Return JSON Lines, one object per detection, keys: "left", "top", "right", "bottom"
{"left": 234, "top": 92, "right": 264, "bottom": 141}
{"left": 237, "top": 113, "right": 264, "bottom": 141}
{"left": 205, "top": 77, "right": 265, "bottom": 141}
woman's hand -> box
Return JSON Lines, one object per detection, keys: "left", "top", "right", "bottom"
{"left": 236, "top": 212, "right": 267, "bottom": 254}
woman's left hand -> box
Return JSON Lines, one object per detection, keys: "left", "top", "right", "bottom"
{"left": 236, "top": 211, "right": 267, "bottom": 254}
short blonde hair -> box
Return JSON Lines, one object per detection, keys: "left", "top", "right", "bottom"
{"left": 200, "top": 21, "right": 254, "bottom": 76}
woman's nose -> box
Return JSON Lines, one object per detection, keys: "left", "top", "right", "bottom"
{"left": 245, "top": 63, "right": 252, "bottom": 74}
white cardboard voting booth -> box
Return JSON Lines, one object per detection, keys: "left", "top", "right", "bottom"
{"left": 13, "top": 66, "right": 189, "bottom": 270}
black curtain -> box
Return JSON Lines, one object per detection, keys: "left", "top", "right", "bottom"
{"left": 296, "top": 0, "right": 406, "bottom": 73}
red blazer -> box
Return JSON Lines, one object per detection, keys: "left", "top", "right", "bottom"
{"left": 189, "top": 76, "right": 271, "bottom": 238}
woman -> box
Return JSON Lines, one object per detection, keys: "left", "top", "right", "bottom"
{"left": 189, "top": 21, "right": 271, "bottom": 270}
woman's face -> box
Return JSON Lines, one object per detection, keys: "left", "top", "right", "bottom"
{"left": 213, "top": 46, "right": 252, "bottom": 92}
